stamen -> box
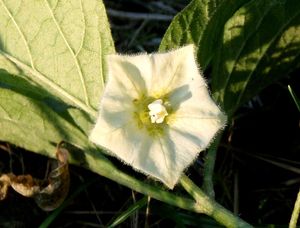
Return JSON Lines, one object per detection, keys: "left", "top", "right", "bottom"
{"left": 148, "top": 99, "right": 168, "bottom": 124}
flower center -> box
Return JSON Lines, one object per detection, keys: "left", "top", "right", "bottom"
{"left": 148, "top": 99, "right": 168, "bottom": 124}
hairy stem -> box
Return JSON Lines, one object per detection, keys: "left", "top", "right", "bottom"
{"left": 202, "top": 132, "right": 223, "bottom": 198}
{"left": 81, "top": 147, "right": 252, "bottom": 227}
{"left": 180, "top": 175, "right": 253, "bottom": 228}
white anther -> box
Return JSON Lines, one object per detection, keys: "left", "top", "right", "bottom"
{"left": 148, "top": 99, "right": 168, "bottom": 124}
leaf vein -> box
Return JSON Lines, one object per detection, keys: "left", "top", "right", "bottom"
{"left": 98, "top": 5, "right": 105, "bottom": 90}
{"left": 0, "top": 0, "right": 35, "bottom": 69}
{"left": 0, "top": 50, "right": 97, "bottom": 118}
{"left": 44, "top": 0, "right": 90, "bottom": 106}
{"left": 75, "top": 0, "right": 85, "bottom": 57}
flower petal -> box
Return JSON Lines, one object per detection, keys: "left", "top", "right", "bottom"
{"left": 149, "top": 45, "right": 204, "bottom": 97}
{"left": 107, "top": 54, "right": 153, "bottom": 96}
{"left": 149, "top": 112, "right": 224, "bottom": 189}
{"left": 131, "top": 122, "right": 213, "bottom": 189}
{"left": 90, "top": 112, "right": 144, "bottom": 163}
{"left": 170, "top": 114, "right": 225, "bottom": 152}
{"left": 131, "top": 136, "right": 178, "bottom": 188}
{"left": 170, "top": 82, "right": 225, "bottom": 122}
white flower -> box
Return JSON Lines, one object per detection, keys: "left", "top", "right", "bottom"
{"left": 89, "top": 45, "right": 226, "bottom": 189}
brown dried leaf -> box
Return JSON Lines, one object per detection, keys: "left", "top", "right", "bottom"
{"left": 10, "top": 174, "right": 41, "bottom": 197}
{"left": 0, "top": 142, "right": 70, "bottom": 211}
{"left": 34, "top": 145, "right": 70, "bottom": 211}
{"left": 0, "top": 174, "right": 10, "bottom": 200}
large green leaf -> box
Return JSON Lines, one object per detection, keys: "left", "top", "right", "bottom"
{"left": 212, "top": 0, "right": 300, "bottom": 115}
{"left": 159, "top": 0, "right": 251, "bottom": 69}
{"left": 0, "top": 0, "right": 114, "bottom": 116}
{"left": 0, "top": 0, "right": 116, "bottom": 185}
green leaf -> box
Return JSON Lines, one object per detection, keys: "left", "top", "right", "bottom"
{"left": 211, "top": 0, "right": 300, "bottom": 115}
{"left": 0, "top": 0, "right": 114, "bottom": 116}
{"left": 0, "top": 70, "right": 92, "bottom": 131}
{"left": 159, "top": 0, "right": 212, "bottom": 52}
{"left": 198, "top": 0, "right": 251, "bottom": 69}
{"left": 159, "top": 0, "right": 252, "bottom": 69}
{"left": 0, "top": 70, "right": 90, "bottom": 157}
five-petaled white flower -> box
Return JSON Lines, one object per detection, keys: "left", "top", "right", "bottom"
{"left": 89, "top": 45, "right": 226, "bottom": 188}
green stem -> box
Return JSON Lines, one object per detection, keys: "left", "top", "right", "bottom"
{"left": 180, "top": 175, "right": 253, "bottom": 228}
{"left": 289, "top": 188, "right": 300, "bottom": 228}
{"left": 80, "top": 148, "right": 252, "bottom": 227}
{"left": 202, "top": 132, "right": 223, "bottom": 198}
{"left": 82, "top": 150, "right": 206, "bottom": 214}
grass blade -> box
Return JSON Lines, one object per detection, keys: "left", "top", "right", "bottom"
{"left": 107, "top": 196, "right": 148, "bottom": 227}
{"left": 288, "top": 85, "right": 300, "bottom": 112}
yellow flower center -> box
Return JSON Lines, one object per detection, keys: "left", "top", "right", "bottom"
{"left": 132, "top": 95, "right": 171, "bottom": 137}
{"left": 148, "top": 99, "right": 168, "bottom": 124}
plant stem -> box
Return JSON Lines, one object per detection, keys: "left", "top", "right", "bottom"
{"left": 180, "top": 175, "right": 253, "bottom": 228}
{"left": 81, "top": 149, "right": 207, "bottom": 214}
{"left": 289, "top": 188, "right": 300, "bottom": 228}
{"left": 80, "top": 147, "right": 252, "bottom": 227}
{"left": 202, "top": 132, "right": 223, "bottom": 198}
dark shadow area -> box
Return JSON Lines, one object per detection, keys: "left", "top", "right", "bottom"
{"left": 213, "top": 74, "right": 300, "bottom": 225}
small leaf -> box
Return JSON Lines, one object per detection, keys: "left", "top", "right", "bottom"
{"left": 211, "top": 0, "right": 300, "bottom": 115}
